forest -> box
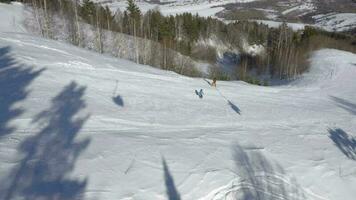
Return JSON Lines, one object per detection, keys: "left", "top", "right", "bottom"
{"left": 15, "top": 0, "right": 356, "bottom": 84}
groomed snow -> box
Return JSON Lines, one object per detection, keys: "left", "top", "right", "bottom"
{"left": 1, "top": 3, "right": 356, "bottom": 200}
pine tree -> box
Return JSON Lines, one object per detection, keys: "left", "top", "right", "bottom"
{"left": 0, "top": 0, "right": 13, "bottom": 3}
{"left": 126, "top": 0, "right": 141, "bottom": 35}
{"left": 126, "top": 0, "right": 141, "bottom": 63}
{"left": 80, "top": 0, "right": 96, "bottom": 24}
{"left": 126, "top": 0, "right": 141, "bottom": 21}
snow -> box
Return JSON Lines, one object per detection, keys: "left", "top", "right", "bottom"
{"left": 241, "top": 38, "right": 264, "bottom": 56}
{"left": 313, "top": 13, "right": 356, "bottom": 32}
{"left": 196, "top": 36, "right": 238, "bottom": 59}
{"left": 93, "top": 0, "right": 354, "bottom": 32}
{"left": 93, "top": 0, "right": 255, "bottom": 17}
{"left": 0, "top": 2, "right": 26, "bottom": 33}
{"left": 253, "top": 12, "right": 356, "bottom": 32}
{"left": 254, "top": 8, "right": 279, "bottom": 20}
{"left": 253, "top": 20, "right": 309, "bottom": 31}
{"left": 281, "top": 0, "right": 315, "bottom": 16}
{"left": 1, "top": 3, "right": 356, "bottom": 200}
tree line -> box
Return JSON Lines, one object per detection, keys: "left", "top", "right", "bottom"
{"left": 20, "top": 0, "right": 356, "bottom": 83}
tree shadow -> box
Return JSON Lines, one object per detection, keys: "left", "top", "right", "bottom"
{"left": 232, "top": 143, "right": 305, "bottom": 200}
{"left": 112, "top": 95, "right": 124, "bottom": 107}
{"left": 228, "top": 100, "right": 241, "bottom": 115}
{"left": 162, "top": 158, "right": 181, "bottom": 200}
{"left": 328, "top": 128, "right": 356, "bottom": 160}
{"left": 330, "top": 96, "right": 356, "bottom": 115}
{"left": 1, "top": 82, "right": 91, "bottom": 200}
{"left": 0, "top": 46, "right": 44, "bottom": 138}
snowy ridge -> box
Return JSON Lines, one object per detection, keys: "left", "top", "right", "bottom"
{"left": 313, "top": 13, "right": 356, "bottom": 32}
{"left": 94, "top": 0, "right": 356, "bottom": 32}
{"left": 0, "top": 3, "right": 356, "bottom": 200}
{"left": 281, "top": 0, "right": 315, "bottom": 16}
{"left": 93, "top": 0, "right": 256, "bottom": 17}
{"left": 252, "top": 20, "right": 308, "bottom": 31}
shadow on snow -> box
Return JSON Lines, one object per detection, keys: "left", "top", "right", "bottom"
{"left": 112, "top": 80, "right": 124, "bottom": 107}
{"left": 203, "top": 78, "right": 242, "bottom": 114}
{"left": 203, "top": 78, "right": 212, "bottom": 86}
{"left": 112, "top": 95, "right": 124, "bottom": 107}
{"left": 1, "top": 81, "right": 91, "bottom": 200}
{"left": 228, "top": 100, "right": 241, "bottom": 115}
{"left": 0, "top": 46, "right": 44, "bottom": 138}
{"left": 232, "top": 143, "right": 305, "bottom": 200}
{"left": 162, "top": 158, "right": 181, "bottom": 200}
{"left": 330, "top": 96, "right": 356, "bottom": 115}
{"left": 328, "top": 128, "right": 356, "bottom": 160}
{"left": 216, "top": 88, "right": 242, "bottom": 115}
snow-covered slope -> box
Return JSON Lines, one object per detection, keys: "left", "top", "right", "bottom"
{"left": 0, "top": 2, "right": 26, "bottom": 33}
{"left": 313, "top": 13, "right": 356, "bottom": 32}
{"left": 93, "top": 0, "right": 256, "bottom": 17}
{"left": 98, "top": 0, "right": 356, "bottom": 32}
{"left": 281, "top": 0, "right": 315, "bottom": 16}
{"left": 253, "top": 20, "right": 308, "bottom": 31}
{"left": 1, "top": 3, "right": 356, "bottom": 200}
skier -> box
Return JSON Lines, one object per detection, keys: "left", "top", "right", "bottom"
{"left": 212, "top": 77, "right": 217, "bottom": 87}
{"left": 195, "top": 89, "right": 204, "bottom": 99}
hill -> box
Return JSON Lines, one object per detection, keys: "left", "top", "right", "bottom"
{"left": 0, "top": 2, "right": 356, "bottom": 200}
{"left": 94, "top": 0, "right": 356, "bottom": 32}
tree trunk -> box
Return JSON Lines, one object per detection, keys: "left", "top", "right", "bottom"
{"left": 32, "top": 0, "right": 44, "bottom": 36}
{"left": 96, "top": 8, "right": 103, "bottom": 53}
{"left": 43, "top": 0, "right": 50, "bottom": 38}
{"left": 75, "top": 0, "right": 81, "bottom": 47}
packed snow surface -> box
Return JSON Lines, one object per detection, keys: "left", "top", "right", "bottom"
{"left": 1, "top": 3, "right": 356, "bottom": 200}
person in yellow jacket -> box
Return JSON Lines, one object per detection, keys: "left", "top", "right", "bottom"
{"left": 212, "top": 77, "right": 217, "bottom": 87}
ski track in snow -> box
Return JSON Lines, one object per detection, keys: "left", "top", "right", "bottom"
{"left": 0, "top": 2, "right": 356, "bottom": 200}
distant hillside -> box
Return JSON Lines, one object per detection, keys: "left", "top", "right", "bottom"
{"left": 93, "top": 0, "right": 356, "bottom": 32}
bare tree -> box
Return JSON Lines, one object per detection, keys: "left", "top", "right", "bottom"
{"left": 31, "top": 0, "right": 44, "bottom": 36}
{"left": 74, "top": 0, "right": 82, "bottom": 47}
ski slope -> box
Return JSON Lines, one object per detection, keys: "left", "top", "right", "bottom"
{"left": 1, "top": 3, "right": 356, "bottom": 200}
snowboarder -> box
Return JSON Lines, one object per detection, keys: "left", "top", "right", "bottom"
{"left": 195, "top": 89, "right": 204, "bottom": 99}
{"left": 212, "top": 77, "right": 217, "bottom": 87}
